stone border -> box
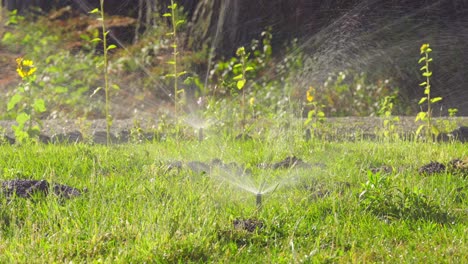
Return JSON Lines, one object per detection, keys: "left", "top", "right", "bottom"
{"left": 0, "top": 117, "right": 467, "bottom": 144}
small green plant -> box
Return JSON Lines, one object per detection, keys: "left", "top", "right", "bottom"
{"left": 4, "top": 9, "right": 23, "bottom": 26}
{"left": 304, "top": 86, "right": 326, "bottom": 137}
{"left": 233, "top": 46, "right": 254, "bottom": 132}
{"left": 416, "top": 43, "right": 442, "bottom": 138}
{"left": 377, "top": 95, "right": 400, "bottom": 140}
{"left": 7, "top": 58, "right": 46, "bottom": 143}
{"left": 89, "top": 1, "right": 118, "bottom": 146}
{"left": 315, "top": 71, "right": 397, "bottom": 116}
{"left": 359, "top": 171, "right": 450, "bottom": 223}
{"left": 0, "top": 12, "right": 102, "bottom": 119}
{"left": 437, "top": 108, "right": 459, "bottom": 134}
{"left": 448, "top": 108, "right": 458, "bottom": 118}
{"left": 206, "top": 30, "right": 275, "bottom": 122}
{"left": 163, "top": 0, "right": 187, "bottom": 122}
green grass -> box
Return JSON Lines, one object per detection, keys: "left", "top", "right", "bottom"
{"left": 0, "top": 133, "right": 468, "bottom": 263}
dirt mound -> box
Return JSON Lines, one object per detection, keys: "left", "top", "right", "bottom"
{"left": 232, "top": 218, "right": 264, "bottom": 232}
{"left": 1, "top": 179, "right": 84, "bottom": 199}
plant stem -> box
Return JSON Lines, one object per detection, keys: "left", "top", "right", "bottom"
{"left": 169, "top": 0, "right": 178, "bottom": 122}
{"left": 241, "top": 54, "right": 246, "bottom": 132}
{"left": 425, "top": 51, "right": 431, "bottom": 136}
{"left": 26, "top": 86, "right": 33, "bottom": 132}
{"left": 99, "top": 0, "right": 111, "bottom": 146}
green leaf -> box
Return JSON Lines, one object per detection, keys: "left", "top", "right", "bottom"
{"left": 177, "top": 71, "right": 187, "bottom": 77}
{"left": 183, "top": 77, "right": 193, "bottom": 85}
{"left": 415, "top": 112, "right": 426, "bottom": 121}
{"left": 426, "top": 48, "right": 432, "bottom": 53}
{"left": 424, "top": 86, "right": 430, "bottom": 95}
{"left": 420, "top": 65, "right": 427, "bottom": 71}
{"left": 233, "top": 63, "right": 242, "bottom": 69}
{"left": 430, "top": 97, "right": 442, "bottom": 103}
{"left": 427, "top": 58, "right": 433, "bottom": 62}
{"left": 112, "top": 84, "right": 120, "bottom": 90}
{"left": 415, "top": 124, "right": 425, "bottom": 136}
{"left": 419, "top": 82, "right": 427, "bottom": 86}
{"left": 233, "top": 74, "right": 243, "bottom": 80}
{"left": 16, "top": 112, "right": 30, "bottom": 126}
{"left": 418, "top": 57, "right": 425, "bottom": 64}
{"left": 90, "top": 87, "right": 102, "bottom": 97}
{"left": 168, "top": 3, "right": 177, "bottom": 9}
{"left": 163, "top": 13, "right": 171, "bottom": 17}
{"left": 418, "top": 97, "right": 427, "bottom": 105}
{"left": 54, "top": 86, "right": 68, "bottom": 94}
{"left": 2, "top": 32, "right": 13, "bottom": 43}
{"left": 431, "top": 125, "right": 440, "bottom": 136}
{"left": 176, "top": 20, "right": 185, "bottom": 26}
{"left": 89, "top": 8, "right": 100, "bottom": 14}
{"left": 237, "top": 79, "right": 246, "bottom": 89}
{"left": 422, "top": 71, "right": 432, "bottom": 77}
{"left": 107, "top": 44, "right": 117, "bottom": 50}
{"left": 90, "top": 38, "right": 101, "bottom": 43}
{"left": 166, "top": 60, "right": 175, "bottom": 65}
{"left": 33, "top": 99, "right": 46, "bottom": 113}
{"left": 245, "top": 66, "right": 254, "bottom": 72}
{"left": 165, "top": 74, "right": 176, "bottom": 78}
{"left": 7, "top": 94, "right": 23, "bottom": 111}
{"left": 236, "top": 47, "right": 245, "bottom": 56}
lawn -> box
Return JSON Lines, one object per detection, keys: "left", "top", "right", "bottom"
{"left": 0, "top": 133, "right": 467, "bottom": 263}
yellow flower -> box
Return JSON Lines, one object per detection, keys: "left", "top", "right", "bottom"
{"left": 249, "top": 97, "right": 255, "bottom": 106}
{"left": 420, "top": 43, "right": 430, "bottom": 54}
{"left": 16, "top": 57, "right": 37, "bottom": 78}
{"left": 306, "top": 86, "right": 314, "bottom": 102}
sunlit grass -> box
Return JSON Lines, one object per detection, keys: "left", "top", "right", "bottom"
{"left": 0, "top": 134, "right": 467, "bottom": 262}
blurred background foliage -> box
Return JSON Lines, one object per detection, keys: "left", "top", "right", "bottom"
{"left": 0, "top": 0, "right": 467, "bottom": 119}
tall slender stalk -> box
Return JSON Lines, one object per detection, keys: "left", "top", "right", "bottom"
{"left": 416, "top": 43, "right": 441, "bottom": 139}
{"left": 100, "top": 0, "right": 111, "bottom": 146}
{"left": 234, "top": 47, "right": 252, "bottom": 133}
{"left": 164, "top": 1, "right": 186, "bottom": 132}
{"left": 170, "top": 2, "right": 179, "bottom": 120}
{"left": 90, "top": 0, "right": 117, "bottom": 146}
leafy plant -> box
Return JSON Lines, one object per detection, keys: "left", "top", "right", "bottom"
{"left": 7, "top": 58, "right": 46, "bottom": 143}
{"left": 163, "top": 0, "right": 187, "bottom": 122}
{"left": 359, "top": 171, "right": 450, "bottom": 223}
{"left": 436, "top": 108, "right": 459, "bottom": 135}
{"left": 4, "top": 9, "right": 23, "bottom": 26}
{"left": 233, "top": 46, "right": 254, "bottom": 132}
{"left": 304, "top": 86, "right": 326, "bottom": 137}
{"left": 377, "top": 95, "right": 400, "bottom": 140}
{"left": 316, "top": 71, "right": 397, "bottom": 116}
{"left": 39, "top": 51, "right": 102, "bottom": 118}
{"left": 0, "top": 13, "right": 103, "bottom": 119}
{"left": 89, "top": 1, "right": 118, "bottom": 146}
{"left": 415, "top": 43, "right": 441, "bottom": 138}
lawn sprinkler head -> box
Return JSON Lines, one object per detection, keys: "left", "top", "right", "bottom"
{"left": 305, "top": 128, "right": 311, "bottom": 141}
{"left": 198, "top": 127, "right": 204, "bottom": 142}
{"left": 256, "top": 193, "right": 262, "bottom": 208}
